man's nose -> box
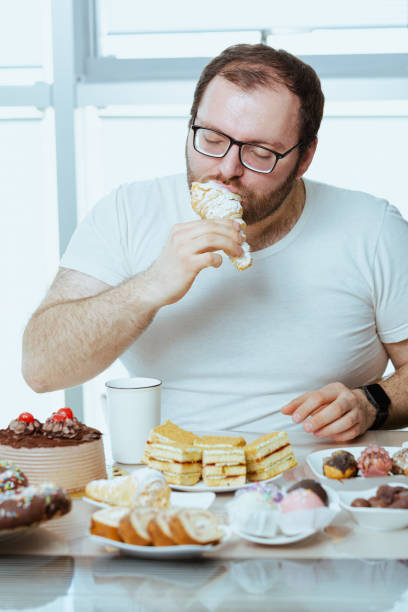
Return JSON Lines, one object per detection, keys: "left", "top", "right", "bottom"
{"left": 217, "top": 144, "right": 244, "bottom": 179}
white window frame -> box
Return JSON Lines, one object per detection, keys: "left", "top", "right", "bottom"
{"left": 0, "top": 0, "right": 407, "bottom": 418}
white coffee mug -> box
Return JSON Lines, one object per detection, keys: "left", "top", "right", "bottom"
{"left": 105, "top": 377, "right": 161, "bottom": 464}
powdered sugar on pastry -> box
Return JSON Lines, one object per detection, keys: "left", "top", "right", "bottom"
{"left": 191, "top": 181, "right": 252, "bottom": 271}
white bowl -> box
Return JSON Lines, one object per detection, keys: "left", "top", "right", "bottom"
{"left": 306, "top": 446, "right": 406, "bottom": 490}
{"left": 338, "top": 483, "right": 408, "bottom": 531}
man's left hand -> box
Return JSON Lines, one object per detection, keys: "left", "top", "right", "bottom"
{"left": 281, "top": 382, "right": 377, "bottom": 442}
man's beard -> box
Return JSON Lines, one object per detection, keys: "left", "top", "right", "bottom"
{"left": 186, "top": 154, "right": 300, "bottom": 225}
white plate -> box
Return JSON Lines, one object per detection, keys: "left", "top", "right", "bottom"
{"left": 306, "top": 446, "right": 404, "bottom": 490}
{"left": 233, "top": 527, "right": 316, "bottom": 545}
{"left": 229, "top": 484, "right": 339, "bottom": 542}
{"left": 83, "top": 490, "right": 215, "bottom": 510}
{"left": 169, "top": 475, "right": 280, "bottom": 494}
{"left": 91, "top": 525, "right": 231, "bottom": 559}
{"left": 337, "top": 482, "right": 408, "bottom": 531}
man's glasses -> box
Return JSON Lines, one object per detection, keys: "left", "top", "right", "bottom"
{"left": 191, "top": 125, "right": 302, "bottom": 174}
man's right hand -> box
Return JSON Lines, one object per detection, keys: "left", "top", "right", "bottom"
{"left": 142, "top": 218, "right": 244, "bottom": 307}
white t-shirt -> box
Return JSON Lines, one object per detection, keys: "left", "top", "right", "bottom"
{"left": 61, "top": 174, "right": 408, "bottom": 432}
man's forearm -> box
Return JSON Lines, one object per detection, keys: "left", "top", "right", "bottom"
{"left": 22, "top": 272, "right": 160, "bottom": 392}
{"left": 380, "top": 362, "right": 408, "bottom": 429}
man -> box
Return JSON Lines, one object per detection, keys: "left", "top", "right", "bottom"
{"left": 22, "top": 44, "right": 408, "bottom": 440}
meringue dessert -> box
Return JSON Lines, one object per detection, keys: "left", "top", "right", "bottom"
{"left": 357, "top": 445, "right": 392, "bottom": 478}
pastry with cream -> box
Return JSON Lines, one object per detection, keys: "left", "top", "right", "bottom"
{"left": 322, "top": 450, "right": 358, "bottom": 479}
{"left": 391, "top": 447, "right": 408, "bottom": 476}
{"left": 357, "top": 445, "right": 392, "bottom": 477}
{"left": 85, "top": 468, "right": 170, "bottom": 508}
{"left": 190, "top": 180, "right": 252, "bottom": 271}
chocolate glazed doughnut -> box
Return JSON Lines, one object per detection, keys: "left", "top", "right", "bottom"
{"left": 0, "top": 460, "right": 28, "bottom": 492}
{"left": 0, "top": 483, "right": 71, "bottom": 530}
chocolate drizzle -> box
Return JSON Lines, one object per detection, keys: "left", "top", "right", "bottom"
{"left": 323, "top": 450, "right": 358, "bottom": 474}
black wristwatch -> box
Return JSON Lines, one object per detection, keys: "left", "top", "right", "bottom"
{"left": 359, "top": 383, "right": 391, "bottom": 429}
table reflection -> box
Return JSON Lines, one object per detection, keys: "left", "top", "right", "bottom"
{"left": 80, "top": 556, "right": 408, "bottom": 612}
{"left": 0, "top": 555, "right": 73, "bottom": 609}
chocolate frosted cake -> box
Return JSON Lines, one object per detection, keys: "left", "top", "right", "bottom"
{"left": 0, "top": 409, "right": 107, "bottom": 492}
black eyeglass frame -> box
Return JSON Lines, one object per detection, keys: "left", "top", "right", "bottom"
{"left": 191, "top": 124, "right": 303, "bottom": 174}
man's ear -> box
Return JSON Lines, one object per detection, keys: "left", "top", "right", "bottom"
{"left": 296, "top": 138, "right": 318, "bottom": 178}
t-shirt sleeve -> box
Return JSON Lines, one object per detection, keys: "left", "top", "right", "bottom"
{"left": 60, "top": 186, "right": 131, "bottom": 286}
{"left": 373, "top": 204, "right": 408, "bottom": 343}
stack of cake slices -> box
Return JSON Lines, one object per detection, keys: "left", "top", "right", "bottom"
{"left": 142, "top": 420, "right": 202, "bottom": 486}
{"left": 194, "top": 435, "right": 247, "bottom": 487}
{"left": 245, "top": 431, "right": 297, "bottom": 481}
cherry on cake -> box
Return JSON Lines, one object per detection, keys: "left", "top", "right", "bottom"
{"left": 0, "top": 409, "right": 107, "bottom": 492}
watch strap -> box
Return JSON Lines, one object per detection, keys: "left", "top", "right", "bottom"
{"left": 359, "top": 383, "right": 390, "bottom": 429}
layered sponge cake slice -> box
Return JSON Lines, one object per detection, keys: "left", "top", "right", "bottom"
{"left": 194, "top": 435, "right": 246, "bottom": 450}
{"left": 143, "top": 441, "right": 202, "bottom": 486}
{"left": 245, "top": 431, "right": 297, "bottom": 481}
{"left": 194, "top": 435, "right": 247, "bottom": 487}
{"left": 147, "top": 420, "right": 198, "bottom": 445}
{"left": 202, "top": 446, "right": 246, "bottom": 487}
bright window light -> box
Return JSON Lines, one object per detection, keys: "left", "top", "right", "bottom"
{"left": 101, "top": 31, "right": 261, "bottom": 59}
{"left": 267, "top": 28, "right": 408, "bottom": 55}
{"left": 98, "top": 0, "right": 407, "bottom": 33}
{"left": 0, "top": 0, "right": 52, "bottom": 85}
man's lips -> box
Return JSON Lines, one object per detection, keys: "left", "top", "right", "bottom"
{"left": 210, "top": 180, "right": 242, "bottom": 196}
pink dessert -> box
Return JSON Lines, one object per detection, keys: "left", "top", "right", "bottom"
{"left": 280, "top": 488, "right": 325, "bottom": 513}
{"left": 357, "top": 445, "right": 392, "bottom": 477}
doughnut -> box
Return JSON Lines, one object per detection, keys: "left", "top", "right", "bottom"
{"left": 0, "top": 483, "right": 71, "bottom": 530}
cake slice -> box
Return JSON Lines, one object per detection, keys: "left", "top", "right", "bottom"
{"left": 90, "top": 506, "right": 128, "bottom": 541}
{"left": 147, "top": 508, "right": 178, "bottom": 546}
{"left": 169, "top": 508, "right": 224, "bottom": 545}
{"left": 202, "top": 447, "right": 246, "bottom": 487}
{"left": 147, "top": 420, "right": 198, "bottom": 445}
{"left": 143, "top": 441, "right": 202, "bottom": 485}
{"left": 245, "top": 431, "right": 297, "bottom": 481}
{"left": 194, "top": 435, "right": 246, "bottom": 449}
{"left": 118, "top": 507, "right": 157, "bottom": 546}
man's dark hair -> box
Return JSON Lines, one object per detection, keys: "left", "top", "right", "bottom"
{"left": 190, "top": 44, "right": 325, "bottom": 151}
